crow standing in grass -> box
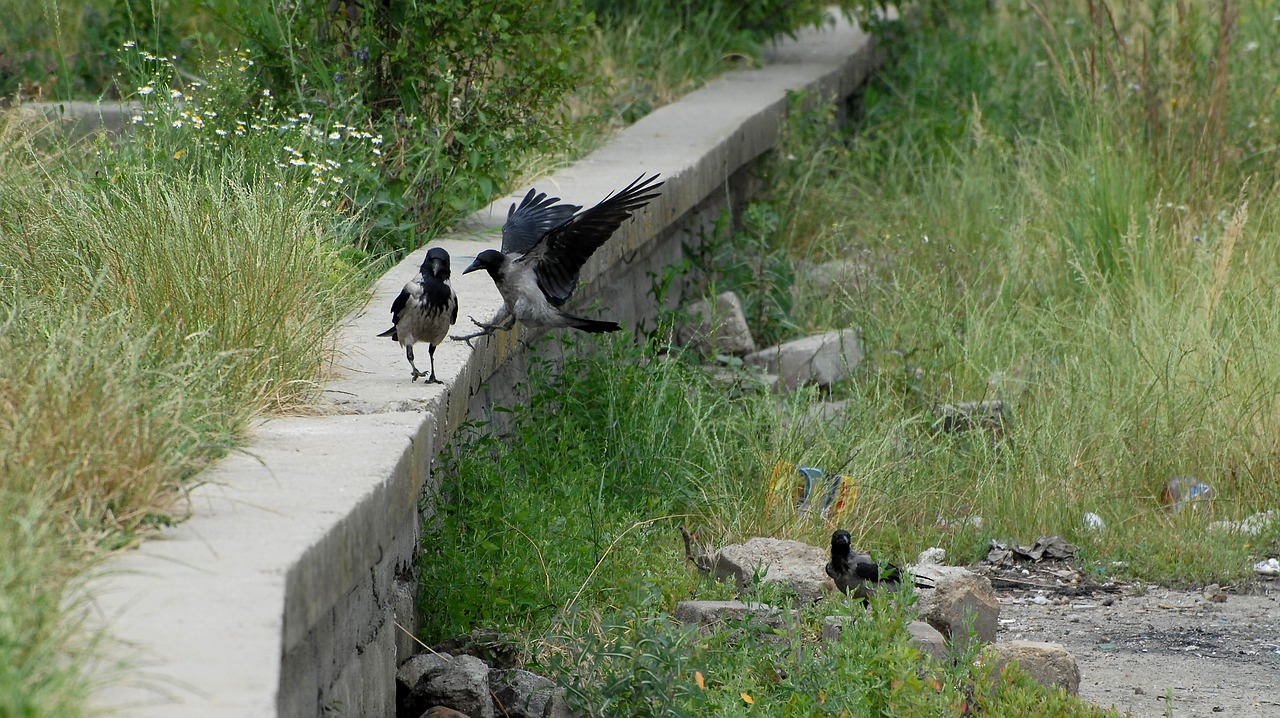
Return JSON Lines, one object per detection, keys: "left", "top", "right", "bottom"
{"left": 378, "top": 247, "right": 458, "bottom": 383}
{"left": 825, "top": 529, "right": 932, "bottom": 603}
{"left": 452, "top": 173, "right": 664, "bottom": 342}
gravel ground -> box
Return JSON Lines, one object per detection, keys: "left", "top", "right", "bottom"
{"left": 995, "top": 582, "right": 1280, "bottom": 717}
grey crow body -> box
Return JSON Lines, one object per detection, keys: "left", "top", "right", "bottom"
{"left": 452, "top": 174, "right": 663, "bottom": 341}
{"left": 378, "top": 247, "right": 458, "bottom": 383}
{"left": 825, "top": 529, "right": 931, "bottom": 603}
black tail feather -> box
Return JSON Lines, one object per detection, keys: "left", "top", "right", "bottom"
{"left": 377, "top": 326, "right": 397, "bottom": 338}
{"left": 565, "top": 313, "right": 621, "bottom": 333}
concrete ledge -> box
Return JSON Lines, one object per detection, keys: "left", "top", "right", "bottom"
{"left": 87, "top": 15, "right": 879, "bottom": 718}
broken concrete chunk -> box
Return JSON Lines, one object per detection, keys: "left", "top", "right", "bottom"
{"left": 911, "top": 564, "right": 999, "bottom": 650}
{"left": 713, "top": 537, "right": 835, "bottom": 604}
{"left": 679, "top": 291, "right": 757, "bottom": 356}
{"left": 987, "top": 640, "right": 1081, "bottom": 696}
{"left": 744, "top": 329, "right": 863, "bottom": 391}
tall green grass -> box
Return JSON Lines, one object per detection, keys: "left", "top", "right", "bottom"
{"left": 752, "top": 0, "right": 1280, "bottom": 582}
{"left": 0, "top": 107, "right": 365, "bottom": 716}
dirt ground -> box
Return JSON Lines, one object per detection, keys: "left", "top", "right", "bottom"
{"left": 994, "top": 580, "right": 1280, "bottom": 717}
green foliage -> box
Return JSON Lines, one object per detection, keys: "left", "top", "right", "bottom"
{"left": 586, "top": 0, "right": 834, "bottom": 43}
{"left": 206, "top": 0, "right": 590, "bottom": 250}
{"left": 0, "top": 106, "right": 366, "bottom": 716}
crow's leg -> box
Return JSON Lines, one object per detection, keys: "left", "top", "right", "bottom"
{"left": 406, "top": 344, "right": 424, "bottom": 381}
{"left": 423, "top": 344, "right": 443, "bottom": 384}
{"left": 450, "top": 309, "right": 515, "bottom": 343}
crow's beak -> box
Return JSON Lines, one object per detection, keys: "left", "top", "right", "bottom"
{"left": 462, "top": 260, "right": 481, "bottom": 274}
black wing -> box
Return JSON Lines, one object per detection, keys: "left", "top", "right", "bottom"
{"left": 501, "top": 188, "right": 581, "bottom": 255}
{"left": 378, "top": 287, "right": 412, "bottom": 338}
{"left": 528, "top": 173, "right": 664, "bottom": 306}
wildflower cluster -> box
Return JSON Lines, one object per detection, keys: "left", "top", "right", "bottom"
{"left": 111, "top": 44, "right": 383, "bottom": 210}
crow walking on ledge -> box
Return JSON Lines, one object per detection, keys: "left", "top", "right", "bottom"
{"left": 379, "top": 247, "right": 458, "bottom": 383}
{"left": 452, "top": 174, "right": 663, "bottom": 342}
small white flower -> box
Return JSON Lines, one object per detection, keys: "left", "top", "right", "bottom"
{"left": 332, "top": 176, "right": 344, "bottom": 184}
{"left": 263, "top": 89, "right": 271, "bottom": 97}
{"left": 1245, "top": 41, "right": 1260, "bottom": 53}
{"left": 172, "top": 120, "right": 183, "bottom": 128}
{"left": 123, "top": 40, "right": 136, "bottom": 48}
{"left": 289, "top": 157, "right": 307, "bottom": 166}
{"left": 138, "top": 85, "right": 155, "bottom": 95}
{"left": 299, "top": 112, "right": 312, "bottom": 119}
{"left": 372, "top": 148, "right": 381, "bottom": 155}
{"left": 306, "top": 186, "right": 317, "bottom": 195}
{"left": 170, "top": 89, "right": 182, "bottom": 99}
{"left": 131, "top": 115, "right": 144, "bottom": 124}
{"left": 371, "top": 135, "right": 383, "bottom": 145}
{"left": 329, "top": 131, "right": 341, "bottom": 140}
{"left": 215, "top": 129, "right": 227, "bottom": 136}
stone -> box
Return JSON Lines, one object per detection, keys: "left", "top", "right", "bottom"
{"left": 679, "top": 291, "right": 756, "bottom": 356}
{"left": 422, "top": 708, "right": 471, "bottom": 718}
{"left": 907, "top": 620, "right": 950, "bottom": 663}
{"left": 916, "top": 547, "right": 946, "bottom": 566}
{"left": 541, "top": 691, "right": 581, "bottom": 718}
{"left": 713, "top": 537, "right": 836, "bottom": 604}
{"left": 397, "top": 653, "right": 493, "bottom": 718}
{"left": 820, "top": 615, "right": 852, "bottom": 642}
{"left": 987, "top": 641, "right": 1081, "bottom": 696}
{"left": 744, "top": 329, "right": 863, "bottom": 391}
{"left": 1203, "top": 584, "right": 1227, "bottom": 603}
{"left": 821, "top": 617, "right": 946, "bottom": 663}
{"left": 910, "top": 565, "right": 999, "bottom": 651}
{"left": 794, "top": 259, "right": 870, "bottom": 294}
{"left": 431, "top": 627, "right": 521, "bottom": 669}
{"left": 489, "top": 668, "right": 559, "bottom": 718}
{"left": 933, "top": 400, "right": 1006, "bottom": 433}
{"left": 673, "top": 600, "right": 789, "bottom": 630}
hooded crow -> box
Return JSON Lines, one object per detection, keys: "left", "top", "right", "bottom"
{"left": 825, "top": 529, "right": 932, "bottom": 603}
{"left": 452, "top": 173, "right": 664, "bottom": 341}
{"left": 378, "top": 247, "right": 458, "bottom": 383}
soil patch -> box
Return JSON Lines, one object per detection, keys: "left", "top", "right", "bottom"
{"left": 995, "top": 582, "right": 1280, "bottom": 716}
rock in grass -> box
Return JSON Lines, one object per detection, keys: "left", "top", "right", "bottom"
{"left": 679, "top": 291, "right": 756, "bottom": 356}
{"left": 744, "top": 330, "right": 863, "bottom": 392}
{"left": 911, "top": 564, "right": 999, "bottom": 651}
{"left": 488, "top": 668, "right": 560, "bottom": 718}
{"left": 713, "top": 537, "right": 835, "bottom": 604}
{"left": 673, "top": 599, "right": 791, "bottom": 630}
{"left": 986, "top": 640, "right": 1081, "bottom": 696}
{"left": 397, "top": 653, "right": 494, "bottom": 718}
{"left": 821, "top": 617, "right": 949, "bottom": 664}
{"left": 933, "top": 400, "right": 1006, "bottom": 433}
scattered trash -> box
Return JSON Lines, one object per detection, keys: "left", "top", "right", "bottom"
{"left": 1160, "top": 475, "right": 1215, "bottom": 513}
{"left": 1210, "top": 510, "right": 1279, "bottom": 535}
{"left": 1096, "top": 642, "right": 1118, "bottom": 652}
{"left": 770, "top": 461, "right": 856, "bottom": 519}
{"left": 1083, "top": 512, "right": 1105, "bottom": 531}
{"left": 1253, "top": 558, "right": 1280, "bottom": 577}
{"left": 986, "top": 535, "right": 1078, "bottom": 565}
{"left": 1032, "top": 594, "right": 1051, "bottom": 605}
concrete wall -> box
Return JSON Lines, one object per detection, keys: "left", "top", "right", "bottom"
{"left": 86, "top": 15, "right": 879, "bottom": 718}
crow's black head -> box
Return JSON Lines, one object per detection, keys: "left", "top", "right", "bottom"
{"left": 422, "top": 247, "right": 451, "bottom": 280}
{"left": 830, "top": 529, "right": 852, "bottom": 557}
{"left": 463, "top": 249, "right": 506, "bottom": 278}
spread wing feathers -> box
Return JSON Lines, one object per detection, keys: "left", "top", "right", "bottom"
{"left": 501, "top": 189, "right": 580, "bottom": 255}
{"left": 528, "top": 173, "right": 664, "bottom": 307}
